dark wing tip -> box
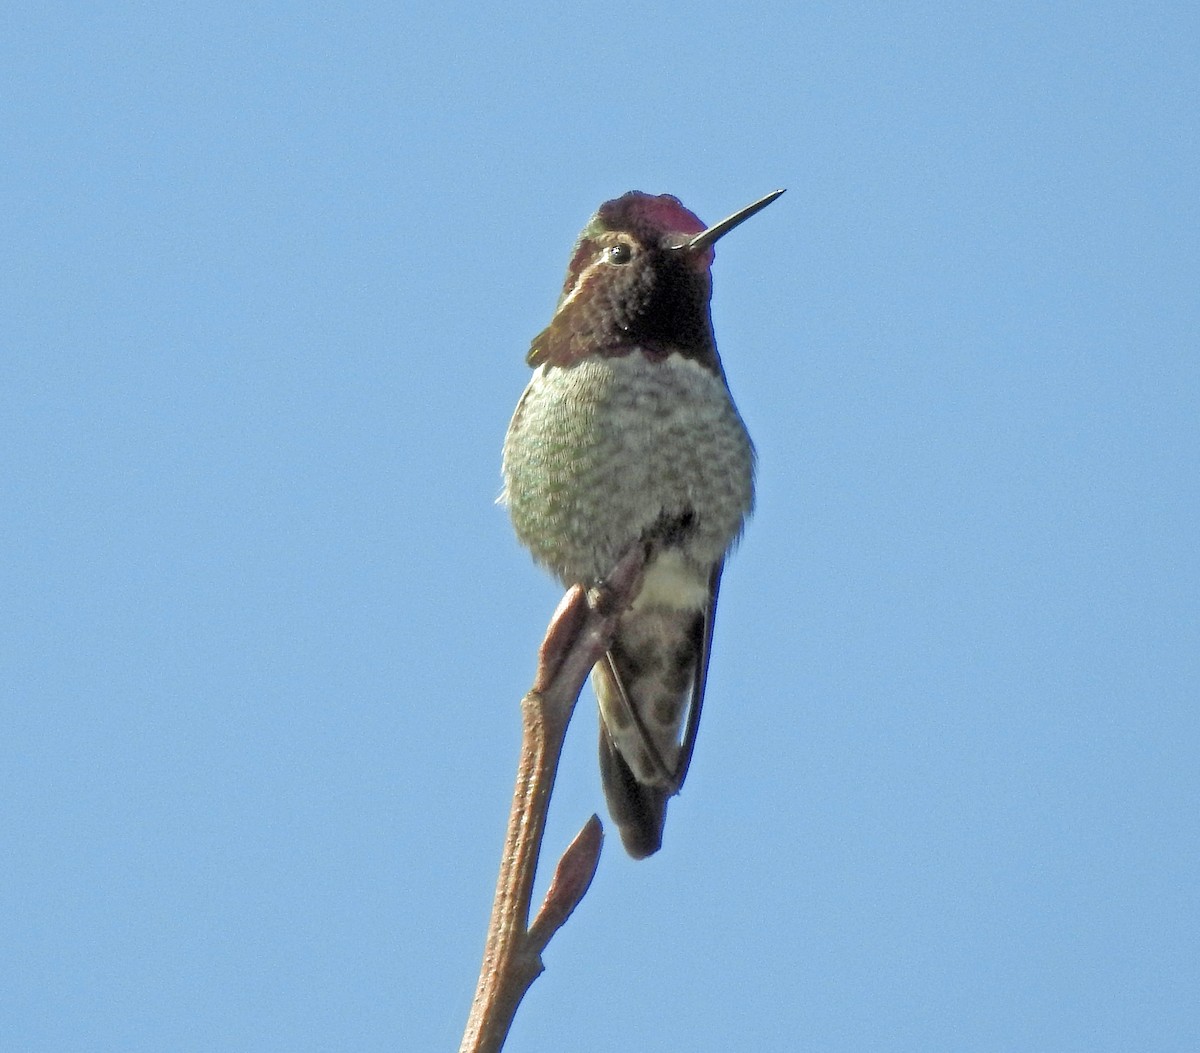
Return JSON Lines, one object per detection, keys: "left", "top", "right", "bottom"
{"left": 598, "top": 723, "right": 669, "bottom": 859}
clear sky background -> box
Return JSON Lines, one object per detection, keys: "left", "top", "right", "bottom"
{"left": 4, "top": 3, "right": 1197, "bottom": 1051}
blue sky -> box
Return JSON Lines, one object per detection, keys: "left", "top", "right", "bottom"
{"left": 4, "top": 3, "right": 1197, "bottom": 1050}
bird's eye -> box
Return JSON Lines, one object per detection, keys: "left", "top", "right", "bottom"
{"left": 606, "top": 243, "right": 632, "bottom": 264}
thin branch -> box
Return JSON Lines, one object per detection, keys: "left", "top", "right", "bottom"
{"left": 459, "top": 546, "right": 645, "bottom": 1053}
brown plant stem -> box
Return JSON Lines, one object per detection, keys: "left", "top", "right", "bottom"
{"left": 459, "top": 546, "right": 645, "bottom": 1053}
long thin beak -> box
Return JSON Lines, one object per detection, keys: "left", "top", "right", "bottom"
{"left": 682, "top": 188, "right": 786, "bottom": 253}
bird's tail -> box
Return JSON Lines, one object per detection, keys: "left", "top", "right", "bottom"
{"left": 592, "top": 609, "right": 700, "bottom": 858}
{"left": 597, "top": 719, "right": 671, "bottom": 859}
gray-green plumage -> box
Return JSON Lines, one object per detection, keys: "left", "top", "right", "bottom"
{"left": 503, "top": 355, "right": 753, "bottom": 584}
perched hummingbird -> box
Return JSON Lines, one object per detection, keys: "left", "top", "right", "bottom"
{"left": 501, "top": 189, "right": 782, "bottom": 858}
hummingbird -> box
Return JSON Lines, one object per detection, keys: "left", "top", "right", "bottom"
{"left": 501, "top": 189, "right": 782, "bottom": 858}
